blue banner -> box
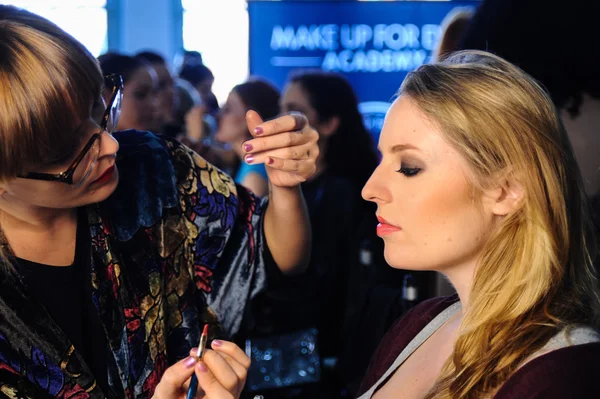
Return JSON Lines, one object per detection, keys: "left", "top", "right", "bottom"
{"left": 248, "top": 0, "right": 479, "bottom": 143}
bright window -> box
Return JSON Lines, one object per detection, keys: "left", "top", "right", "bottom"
{"left": 182, "top": 0, "right": 249, "bottom": 105}
{"left": 3, "top": 0, "right": 108, "bottom": 56}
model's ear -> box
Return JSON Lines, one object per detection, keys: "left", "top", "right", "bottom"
{"left": 484, "top": 173, "right": 525, "bottom": 216}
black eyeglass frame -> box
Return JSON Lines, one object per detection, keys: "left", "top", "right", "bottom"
{"left": 17, "top": 74, "right": 123, "bottom": 185}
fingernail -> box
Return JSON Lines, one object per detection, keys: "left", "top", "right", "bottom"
{"left": 243, "top": 143, "right": 253, "bottom": 152}
{"left": 185, "top": 356, "right": 198, "bottom": 368}
{"left": 190, "top": 348, "right": 199, "bottom": 357}
{"left": 254, "top": 127, "right": 263, "bottom": 135}
{"left": 267, "top": 157, "right": 274, "bottom": 165}
{"left": 212, "top": 339, "right": 223, "bottom": 347}
{"left": 197, "top": 361, "right": 208, "bottom": 373}
{"left": 246, "top": 155, "right": 254, "bottom": 164}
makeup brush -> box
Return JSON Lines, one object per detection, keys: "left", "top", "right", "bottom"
{"left": 186, "top": 324, "right": 209, "bottom": 399}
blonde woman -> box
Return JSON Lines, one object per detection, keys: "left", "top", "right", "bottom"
{"left": 357, "top": 51, "right": 600, "bottom": 398}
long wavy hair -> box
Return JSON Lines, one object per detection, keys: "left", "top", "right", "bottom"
{"left": 401, "top": 51, "right": 600, "bottom": 398}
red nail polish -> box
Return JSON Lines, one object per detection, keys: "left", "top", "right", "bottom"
{"left": 243, "top": 143, "right": 253, "bottom": 152}
{"left": 197, "top": 361, "right": 208, "bottom": 372}
{"left": 268, "top": 157, "right": 274, "bottom": 165}
{"left": 254, "top": 127, "right": 263, "bottom": 135}
{"left": 212, "top": 339, "right": 223, "bottom": 347}
{"left": 246, "top": 155, "right": 254, "bottom": 164}
{"left": 185, "top": 356, "right": 198, "bottom": 368}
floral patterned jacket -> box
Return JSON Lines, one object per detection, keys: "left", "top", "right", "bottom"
{"left": 0, "top": 131, "right": 269, "bottom": 398}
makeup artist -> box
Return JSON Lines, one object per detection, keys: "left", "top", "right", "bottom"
{"left": 0, "top": 6, "right": 317, "bottom": 399}
{"left": 357, "top": 51, "right": 600, "bottom": 398}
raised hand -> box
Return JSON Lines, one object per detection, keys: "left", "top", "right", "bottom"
{"left": 242, "top": 110, "right": 319, "bottom": 188}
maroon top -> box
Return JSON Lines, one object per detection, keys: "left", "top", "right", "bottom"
{"left": 358, "top": 296, "right": 600, "bottom": 398}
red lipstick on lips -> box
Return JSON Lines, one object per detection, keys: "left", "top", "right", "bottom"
{"left": 92, "top": 165, "right": 115, "bottom": 185}
{"left": 376, "top": 216, "right": 402, "bottom": 236}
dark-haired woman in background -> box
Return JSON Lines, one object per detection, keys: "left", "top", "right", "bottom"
{"left": 179, "top": 63, "right": 220, "bottom": 118}
{"left": 215, "top": 79, "right": 281, "bottom": 197}
{"left": 98, "top": 52, "right": 158, "bottom": 132}
{"left": 246, "top": 72, "right": 424, "bottom": 398}
{"left": 134, "top": 51, "right": 176, "bottom": 134}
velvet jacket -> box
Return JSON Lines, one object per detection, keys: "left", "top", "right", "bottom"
{"left": 0, "top": 131, "right": 269, "bottom": 398}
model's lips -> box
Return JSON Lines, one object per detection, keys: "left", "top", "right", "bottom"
{"left": 91, "top": 165, "right": 115, "bottom": 185}
{"left": 376, "top": 216, "right": 402, "bottom": 236}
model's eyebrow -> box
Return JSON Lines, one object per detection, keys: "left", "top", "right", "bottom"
{"left": 378, "top": 143, "right": 421, "bottom": 153}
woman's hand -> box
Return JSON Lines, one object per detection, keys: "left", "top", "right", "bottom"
{"left": 153, "top": 340, "right": 250, "bottom": 399}
{"left": 243, "top": 110, "right": 319, "bottom": 188}
{"left": 244, "top": 110, "right": 317, "bottom": 274}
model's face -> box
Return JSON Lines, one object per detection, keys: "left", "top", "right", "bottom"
{"left": 362, "top": 96, "right": 495, "bottom": 274}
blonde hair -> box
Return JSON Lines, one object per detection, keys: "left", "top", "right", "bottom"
{"left": 400, "top": 51, "right": 599, "bottom": 398}
{"left": 0, "top": 6, "right": 103, "bottom": 269}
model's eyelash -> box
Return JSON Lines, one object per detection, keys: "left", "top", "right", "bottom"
{"left": 396, "top": 165, "right": 421, "bottom": 177}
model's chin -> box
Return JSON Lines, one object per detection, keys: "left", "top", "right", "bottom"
{"left": 383, "top": 243, "right": 423, "bottom": 271}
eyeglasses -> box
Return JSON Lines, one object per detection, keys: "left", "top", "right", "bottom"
{"left": 18, "top": 74, "right": 123, "bottom": 188}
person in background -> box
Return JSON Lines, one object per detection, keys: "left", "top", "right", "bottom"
{"left": 134, "top": 50, "right": 220, "bottom": 151}
{"left": 431, "top": 7, "right": 474, "bottom": 62}
{"left": 134, "top": 51, "right": 176, "bottom": 134}
{"left": 171, "top": 77, "right": 204, "bottom": 138}
{"left": 174, "top": 49, "right": 204, "bottom": 74}
{"left": 179, "top": 62, "right": 220, "bottom": 119}
{"left": 175, "top": 78, "right": 238, "bottom": 175}
{"left": 0, "top": 6, "right": 319, "bottom": 397}
{"left": 357, "top": 50, "right": 599, "bottom": 399}
{"left": 243, "top": 71, "right": 429, "bottom": 399}
{"left": 458, "top": 0, "right": 600, "bottom": 239}
{"left": 214, "top": 79, "right": 281, "bottom": 197}
{"left": 98, "top": 52, "right": 158, "bottom": 132}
